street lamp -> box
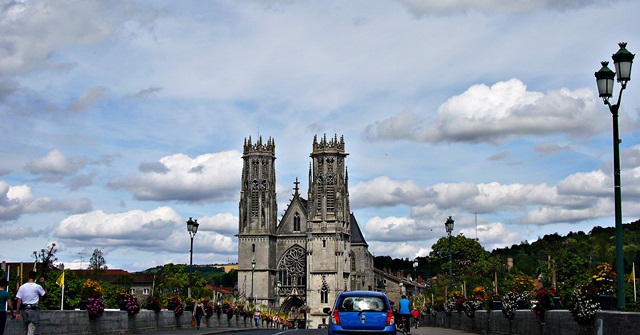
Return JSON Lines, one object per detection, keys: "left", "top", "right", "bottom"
{"left": 277, "top": 280, "right": 281, "bottom": 311}
{"left": 413, "top": 259, "right": 418, "bottom": 296}
{"left": 595, "top": 42, "right": 634, "bottom": 309}
{"left": 251, "top": 259, "right": 256, "bottom": 304}
{"left": 186, "top": 217, "right": 199, "bottom": 298}
{"left": 444, "top": 216, "right": 455, "bottom": 291}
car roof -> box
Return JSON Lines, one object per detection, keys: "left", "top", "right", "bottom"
{"left": 338, "top": 290, "right": 388, "bottom": 298}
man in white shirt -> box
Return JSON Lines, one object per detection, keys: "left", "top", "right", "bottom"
{"left": 16, "top": 271, "right": 47, "bottom": 335}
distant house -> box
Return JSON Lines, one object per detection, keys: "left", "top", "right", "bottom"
{"left": 70, "top": 269, "right": 156, "bottom": 298}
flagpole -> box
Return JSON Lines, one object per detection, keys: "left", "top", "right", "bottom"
{"left": 61, "top": 284, "right": 65, "bottom": 310}
{"left": 634, "top": 263, "right": 637, "bottom": 302}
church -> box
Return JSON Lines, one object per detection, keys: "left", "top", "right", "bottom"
{"left": 236, "top": 134, "right": 376, "bottom": 328}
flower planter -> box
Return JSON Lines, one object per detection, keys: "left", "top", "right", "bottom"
{"left": 119, "top": 301, "right": 127, "bottom": 311}
{"left": 598, "top": 294, "right": 613, "bottom": 310}
{"left": 517, "top": 300, "right": 528, "bottom": 310}
{"left": 167, "top": 302, "right": 175, "bottom": 311}
{"left": 552, "top": 297, "right": 562, "bottom": 309}
{"left": 490, "top": 301, "right": 501, "bottom": 310}
{"left": 79, "top": 300, "right": 88, "bottom": 310}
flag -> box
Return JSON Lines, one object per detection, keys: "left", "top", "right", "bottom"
{"left": 3, "top": 265, "right": 8, "bottom": 292}
{"left": 630, "top": 263, "right": 636, "bottom": 283}
{"left": 56, "top": 271, "right": 64, "bottom": 287}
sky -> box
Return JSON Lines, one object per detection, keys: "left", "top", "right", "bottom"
{"left": 2, "top": 0, "right": 640, "bottom": 272}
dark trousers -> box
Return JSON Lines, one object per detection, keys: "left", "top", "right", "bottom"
{"left": 0, "top": 311, "right": 6, "bottom": 335}
{"left": 399, "top": 314, "right": 410, "bottom": 331}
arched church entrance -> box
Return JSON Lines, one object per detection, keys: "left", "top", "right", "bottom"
{"left": 276, "top": 245, "right": 307, "bottom": 328}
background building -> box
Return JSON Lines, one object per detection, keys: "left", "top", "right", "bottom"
{"left": 237, "top": 134, "right": 375, "bottom": 328}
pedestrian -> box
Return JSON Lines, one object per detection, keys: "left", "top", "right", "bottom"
{"left": 0, "top": 279, "right": 16, "bottom": 335}
{"left": 194, "top": 299, "right": 205, "bottom": 330}
{"left": 253, "top": 309, "right": 260, "bottom": 328}
{"left": 15, "top": 271, "right": 47, "bottom": 335}
{"left": 398, "top": 294, "right": 411, "bottom": 334}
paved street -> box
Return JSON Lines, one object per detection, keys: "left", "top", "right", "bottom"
{"left": 141, "top": 326, "right": 474, "bottom": 335}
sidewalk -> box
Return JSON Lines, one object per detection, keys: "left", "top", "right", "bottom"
{"left": 141, "top": 326, "right": 474, "bottom": 335}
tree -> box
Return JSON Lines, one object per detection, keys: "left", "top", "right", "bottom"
{"left": 33, "top": 242, "right": 58, "bottom": 279}
{"left": 89, "top": 248, "right": 107, "bottom": 276}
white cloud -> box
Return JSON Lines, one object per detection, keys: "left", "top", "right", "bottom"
{"left": 0, "top": 180, "right": 91, "bottom": 221}
{"left": 365, "top": 79, "right": 609, "bottom": 144}
{"left": 108, "top": 151, "right": 242, "bottom": 202}
{"left": 24, "top": 149, "right": 86, "bottom": 182}
{"left": 53, "top": 207, "right": 236, "bottom": 258}
{"left": 397, "top": 0, "right": 607, "bottom": 16}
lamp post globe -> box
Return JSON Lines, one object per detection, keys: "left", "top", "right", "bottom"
{"left": 444, "top": 216, "right": 455, "bottom": 291}
{"left": 594, "top": 42, "right": 634, "bottom": 309}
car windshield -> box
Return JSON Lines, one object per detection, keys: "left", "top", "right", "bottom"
{"left": 338, "top": 296, "right": 386, "bottom": 312}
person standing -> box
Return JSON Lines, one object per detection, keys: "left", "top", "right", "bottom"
{"left": 15, "top": 271, "right": 47, "bottom": 335}
{"left": 253, "top": 309, "right": 261, "bottom": 328}
{"left": 194, "top": 299, "right": 205, "bottom": 330}
{"left": 0, "top": 279, "right": 16, "bottom": 335}
{"left": 398, "top": 295, "right": 411, "bottom": 334}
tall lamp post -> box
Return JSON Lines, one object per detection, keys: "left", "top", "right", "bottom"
{"left": 444, "top": 216, "right": 455, "bottom": 291}
{"left": 276, "top": 280, "right": 281, "bottom": 311}
{"left": 595, "top": 42, "right": 634, "bottom": 309}
{"left": 186, "top": 217, "right": 199, "bottom": 298}
{"left": 413, "top": 259, "right": 418, "bottom": 296}
{"left": 251, "top": 259, "right": 256, "bottom": 304}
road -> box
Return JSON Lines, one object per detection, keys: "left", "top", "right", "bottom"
{"left": 143, "top": 326, "right": 474, "bottom": 335}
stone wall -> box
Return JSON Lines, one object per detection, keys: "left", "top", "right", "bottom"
{"left": 422, "top": 309, "right": 640, "bottom": 335}
{"left": 4, "top": 310, "right": 257, "bottom": 335}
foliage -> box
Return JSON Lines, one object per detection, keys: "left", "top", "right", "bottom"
{"left": 205, "top": 301, "right": 214, "bottom": 318}
{"left": 463, "top": 299, "right": 483, "bottom": 318}
{"left": 123, "top": 293, "right": 140, "bottom": 315}
{"left": 501, "top": 291, "right": 521, "bottom": 320}
{"left": 86, "top": 297, "right": 105, "bottom": 319}
{"left": 510, "top": 275, "right": 534, "bottom": 293}
{"left": 168, "top": 295, "right": 183, "bottom": 316}
{"left": 568, "top": 283, "right": 600, "bottom": 326}
{"left": 472, "top": 286, "right": 487, "bottom": 302}
{"left": 88, "top": 249, "right": 108, "bottom": 275}
{"left": 81, "top": 279, "right": 104, "bottom": 299}
{"left": 146, "top": 296, "right": 162, "bottom": 313}
{"left": 589, "top": 262, "right": 615, "bottom": 295}
{"left": 32, "top": 243, "right": 58, "bottom": 279}
{"left": 532, "top": 286, "right": 555, "bottom": 320}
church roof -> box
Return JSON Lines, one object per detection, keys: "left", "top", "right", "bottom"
{"left": 350, "top": 213, "right": 368, "bottom": 247}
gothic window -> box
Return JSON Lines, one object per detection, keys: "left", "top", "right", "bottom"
{"left": 351, "top": 257, "right": 356, "bottom": 272}
{"left": 326, "top": 173, "right": 335, "bottom": 213}
{"left": 251, "top": 179, "right": 259, "bottom": 217}
{"left": 277, "top": 245, "right": 306, "bottom": 296}
{"left": 320, "top": 275, "right": 330, "bottom": 304}
{"left": 252, "top": 244, "right": 255, "bottom": 253}
{"left": 294, "top": 213, "right": 301, "bottom": 232}
{"left": 322, "top": 240, "right": 326, "bottom": 248}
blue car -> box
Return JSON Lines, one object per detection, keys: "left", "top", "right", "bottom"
{"left": 323, "top": 290, "right": 396, "bottom": 335}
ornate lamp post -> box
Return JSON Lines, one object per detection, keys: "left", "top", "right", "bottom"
{"left": 277, "top": 280, "right": 281, "bottom": 311}
{"left": 413, "top": 258, "right": 418, "bottom": 296}
{"left": 251, "top": 259, "right": 256, "bottom": 304}
{"left": 186, "top": 217, "right": 199, "bottom": 298}
{"left": 444, "top": 216, "right": 455, "bottom": 291}
{"left": 595, "top": 42, "right": 634, "bottom": 309}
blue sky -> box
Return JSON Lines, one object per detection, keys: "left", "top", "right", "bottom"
{"left": 2, "top": 0, "right": 640, "bottom": 272}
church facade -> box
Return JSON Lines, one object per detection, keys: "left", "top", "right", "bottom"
{"left": 236, "top": 134, "right": 375, "bottom": 328}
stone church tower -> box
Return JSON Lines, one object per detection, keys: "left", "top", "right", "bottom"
{"left": 237, "top": 134, "right": 374, "bottom": 328}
